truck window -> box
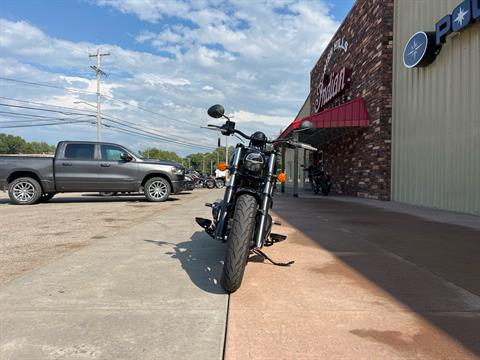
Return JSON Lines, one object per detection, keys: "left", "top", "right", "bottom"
{"left": 101, "top": 145, "right": 124, "bottom": 161}
{"left": 64, "top": 144, "right": 95, "bottom": 160}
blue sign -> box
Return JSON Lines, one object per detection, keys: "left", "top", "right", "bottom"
{"left": 404, "top": 0, "right": 479, "bottom": 68}
{"left": 403, "top": 32, "right": 430, "bottom": 68}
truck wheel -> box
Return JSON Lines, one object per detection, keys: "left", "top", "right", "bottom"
{"left": 8, "top": 177, "right": 42, "bottom": 205}
{"left": 144, "top": 177, "right": 170, "bottom": 202}
{"left": 221, "top": 194, "right": 257, "bottom": 293}
{"left": 40, "top": 193, "right": 56, "bottom": 202}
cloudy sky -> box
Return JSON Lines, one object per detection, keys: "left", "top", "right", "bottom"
{"left": 0, "top": 0, "right": 353, "bottom": 155}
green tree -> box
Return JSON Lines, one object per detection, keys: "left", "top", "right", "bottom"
{"left": 29, "top": 141, "right": 56, "bottom": 154}
{"left": 139, "top": 147, "right": 185, "bottom": 165}
{"left": 186, "top": 146, "right": 234, "bottom": 174}
{"left": 0, "top": 133, "right": 29, "bottom": 154}
{"left": 0, "top": 133, "right": 56, "bottom": 154}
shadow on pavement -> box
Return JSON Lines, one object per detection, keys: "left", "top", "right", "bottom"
{"left": 144, "top": 231, "right": 226, "bottom": 294}
{"left": 273, "top": 194, "right": 480, "bottom": 356}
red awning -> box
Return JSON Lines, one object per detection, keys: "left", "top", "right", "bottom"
{"left": 279, "top": 97, "right": 369, "bottom": 139}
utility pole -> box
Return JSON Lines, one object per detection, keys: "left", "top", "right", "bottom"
{"left": 89, "top": 49, "right": 110, "bottom": 142}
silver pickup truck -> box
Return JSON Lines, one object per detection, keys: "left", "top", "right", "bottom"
{"left": 0, "top": 141, "right": 185, "bottom": 205}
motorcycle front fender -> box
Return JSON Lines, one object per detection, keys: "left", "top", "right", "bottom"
{"left": 235, "top": 187, "right": 261, "bottom": 203}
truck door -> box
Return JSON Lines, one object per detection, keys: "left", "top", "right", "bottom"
{"left": 54, "top": 143, "right": 99, "bottom": 191}
{"left": 98, "top": 144, "right": 138, "bottom": 191}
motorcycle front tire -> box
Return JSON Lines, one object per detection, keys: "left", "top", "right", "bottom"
{"left": 221, "top": 194, "right": 257, "bottom": 293}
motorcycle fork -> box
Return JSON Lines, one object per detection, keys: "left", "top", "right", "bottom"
{"left": 254, "top": 152, "right": 276, "bottom": 249}
{"left": 215, "top": 145, "right": 243, "bottom": 242}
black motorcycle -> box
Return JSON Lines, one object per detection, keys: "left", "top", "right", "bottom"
{"left": 196, "top": 104, "right": 316, "bottom": 293}
{"left": 306, "top": 164, "right": 331, "bottom": 196}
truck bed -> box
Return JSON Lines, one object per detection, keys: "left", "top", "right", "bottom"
{"left": 0, "top": 156, "right": 55, "bottom": 192}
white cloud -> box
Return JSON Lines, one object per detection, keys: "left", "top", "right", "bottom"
{"left": 230, "top": 110, "right": 292, "bottom": 127}
{"left": 0, "top": 1, "right": 339, "bottom": 155}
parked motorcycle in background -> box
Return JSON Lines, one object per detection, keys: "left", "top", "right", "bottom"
{"left": 187, "top": 171, "right": 216, "bottom": 189}
{"left": 304, "top": 163, "right": 331, "bottom": 196}
{"left": 196, "top": 104, "right": 317, "bottom": 293}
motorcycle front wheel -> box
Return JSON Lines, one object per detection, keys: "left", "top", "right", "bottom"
{"left": 221, "top": 194, "right": 257, "bottom": 293}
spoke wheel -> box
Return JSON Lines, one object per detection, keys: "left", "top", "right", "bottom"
{"left": 8, "top": 177, "right": 42, "bottom": 205}
{"left": 144, "top": 177, "right": 171, "bottom": 202}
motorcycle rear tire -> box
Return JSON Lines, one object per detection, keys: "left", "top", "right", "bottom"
{"left": 221, "top": 194, "right": 257, "bottom": 293}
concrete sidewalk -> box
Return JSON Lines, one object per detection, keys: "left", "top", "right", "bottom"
{"left": 0, "top": 189, "right": 227, "bottom": 360}
{"left": 226, "top": 193, "right": 480, "bottom": 359}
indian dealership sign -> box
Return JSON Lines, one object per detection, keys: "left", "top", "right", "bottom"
{"left": 403, "top": 0, "right": 479, "bottom": 68}
{"left": 313, "top": 67, "right": 349, "bottom": 113}
{"left": 322, "top": 37, "right": 349, "bottom": 75}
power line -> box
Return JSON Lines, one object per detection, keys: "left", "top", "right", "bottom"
{"left": 0, "top": 96, "right": 216, "bottom": 151}
{"left": 101, "top": 116, "right": 215, "bottom": 150}
{"left": 104, "top": 125, "right": 213, "bottom": 151}
{"left": 0, "top": 103, "right": 97, "bottom": 117}
{"left": 0, "top": 120, "right": 93, "bottom": 129}
{"left": 0, "top": 103, "right": 214, "bottom": 149}
{"left": 0, "top": 97, "right": 207, "bottom": 145}
{"left": 0, "top": 96, "right": 97, "bottom": 115}
{"left": 0, "top": 77, "right": 97, "bottom": 95}
{"left": 0, "top": 118, "right": 93, "bottom": 125}
{"left": 0, "top": 110, "right": 92, "bottom": 120}
{"left": 101, "top": 94, "right": 198, "bottom": 128}
{"left": 0, "top": 77, "right": 199, "bottom": 128}
{"left": 99, "top": 109, "right": 209, "bottom": 145}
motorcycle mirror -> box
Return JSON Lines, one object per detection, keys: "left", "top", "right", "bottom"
{"left": 299, "top": 119, "right": 315, "bottom": 133}
{"left": 207, "top": 104, "right": 225, "bottom": 119}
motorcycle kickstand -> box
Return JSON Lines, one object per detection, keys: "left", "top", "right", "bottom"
{"left": 252, "top": 249, "right": 294, "bottom": 267}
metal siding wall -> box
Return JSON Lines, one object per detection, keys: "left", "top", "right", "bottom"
{"left": 393, "top": 0, "right": 480, "bottom": 215}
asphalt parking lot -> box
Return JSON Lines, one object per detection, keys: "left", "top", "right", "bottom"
{"left": 0, "top": 191, "right": 200, "bottom": 284}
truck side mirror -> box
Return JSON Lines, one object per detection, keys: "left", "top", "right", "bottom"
{"left": 121, "top": 152, "right": 133, "bottom": 161}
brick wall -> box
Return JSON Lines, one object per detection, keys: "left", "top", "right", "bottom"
{"left": 309, "top": 0, "right": 393, "bottom": 200}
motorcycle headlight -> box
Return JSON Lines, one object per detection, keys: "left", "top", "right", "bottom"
{"left": 244, "top": 152, "right": 264, "bottom": 173}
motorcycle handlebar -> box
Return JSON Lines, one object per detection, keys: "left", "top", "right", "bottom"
{"left": 297, "top": 142, "right": 317, "bottom": 151}
{"left": 206, "top": 125, "right": 317, "bottom": 151}
{"left": 207, "top": 124, "right": 251, "bottom": 139}
{"left": 273, "top": 139, "right": 317, "bottom": 152}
